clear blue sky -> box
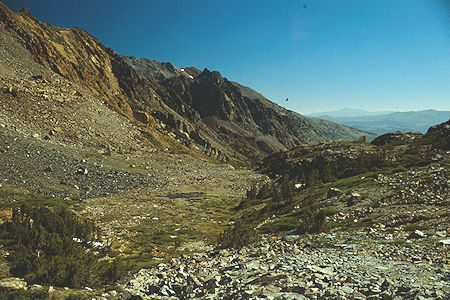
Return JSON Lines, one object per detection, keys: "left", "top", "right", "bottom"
{"left": 4, "top": 0, "right": 450, "bottom": 113}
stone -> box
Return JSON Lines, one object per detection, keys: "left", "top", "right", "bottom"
{"left": 69, "top": 89, "right": 82, "bottom": 96}
{"left": 340, "top": 285, "right": 354, "bottom": 294}
{"left": 307, "top": 265, "right": 334, "bottom": 276}
{"left": 0, "top": 278, "right": 27, "bottom": 291}
{"left": 371, "top": 286, "right": 382, "bottom": 293}
{"left": 439, "top": 239, "right": 450, "bottom": 245}
{"left": 327, "top": 187, "right": 342, "bottom": 198}
{"left": 76, "top": 168, "right": 88, "bottom": 175}
{"left": 283, "top": 235, "right": 300, "bottom": 241}
{"left": 434, "top": 231, "right": 446, "bottom": 237}
{"left": 381, "top": 278, "right": 393, "bottom": 290}
{"left": 29, "top": 284, "right": 43, "bottom": 291}
{"left": 409, "top": 230, "right": 426, "bottom": 239}
{"left": 353, "top": 290, "right": 366, "bottom": 300}
{"left": 134, "top": 111, "right": 152, "bottom": 124}
{"left": 435, "top": 289, "right": 444, "bottom": 298}
{"left": 350, "top": 191, "right": 361, "bottom": 198}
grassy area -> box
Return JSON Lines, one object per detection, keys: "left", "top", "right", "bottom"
{"left": 0, "top": 184, "right": 79, "bottom": 210}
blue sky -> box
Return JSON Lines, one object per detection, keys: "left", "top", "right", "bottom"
{"left": 4, "top": 0, "right": 450, "bottom": 113}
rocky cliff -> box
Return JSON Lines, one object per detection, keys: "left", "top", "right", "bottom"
{"left": 125, "top": 56, "right": 372, "bottom": 161}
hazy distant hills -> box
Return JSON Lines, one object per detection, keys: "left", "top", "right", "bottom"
{"left": 308, "top": 109, "right": 450, "bottom": 134}
{"left": 307, "top": 108, "right": 395, "bottom": 118}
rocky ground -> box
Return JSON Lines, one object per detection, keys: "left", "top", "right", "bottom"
{"left": 120, "top": 148, "right": 449, "bottom": 299}
{"left": 0, "top": 122, "right": 266, "bottom": 258}
{"left": 1, "top": 119, "right": 448, "bottom": 299}
{"left": 123, "top": 231, "right": 449, "bottom": 299}
{"left": 0, "top": 126, "right": 155, "bottom": 198}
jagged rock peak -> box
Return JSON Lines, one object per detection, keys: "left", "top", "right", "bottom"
{"left": 199, "top": 68, "right": 223, "bottom": 82}
{"left": 17, "top": 7, "right": 37, "bottom": 20}
{"left": 18, "top": 7, "right": 31, "bottom": 15}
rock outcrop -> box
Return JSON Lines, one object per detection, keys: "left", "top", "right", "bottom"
{"left": 371, "top": 131, "right": 423, "bottom": 146}
{"left": 261, "top": 119, "right": 450, "bottom": 184}
{"left": 261, "top": 141, "right": 386, "bottom": 184}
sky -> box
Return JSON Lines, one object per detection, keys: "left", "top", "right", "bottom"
{"left": 3, "top": 0, "right": 450, "bottom": 114}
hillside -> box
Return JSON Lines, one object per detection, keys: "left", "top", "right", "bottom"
{"left": 310, "top": 109, "right": 450, "bottom": 134}
{"left": 0, "top": 2, "right": 370, "bottom": 164}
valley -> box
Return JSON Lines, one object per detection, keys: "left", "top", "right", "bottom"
{"left": 0, "top": 2, "right": 448, "bottom": 299}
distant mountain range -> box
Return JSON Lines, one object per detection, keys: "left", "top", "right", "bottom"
{"left": 308, "top": 109, "right": 450, "bottom": 134}
{"left": 307, "top": 108, "right": 395, "bottom": 118}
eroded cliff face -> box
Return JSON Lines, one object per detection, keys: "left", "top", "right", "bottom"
{"left": 0, "top": 6, "right": 134, "bottom": 115}
{"left": 0, "top": 3, "right": 203, "bottom": 155}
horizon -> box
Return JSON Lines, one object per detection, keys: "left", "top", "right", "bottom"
{"left": 3, "top": 0, "right": 450, "bottom": 114}
{"left": 305, "top": 107, "right": 450, "bottom": 115}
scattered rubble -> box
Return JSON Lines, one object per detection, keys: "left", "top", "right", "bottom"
{"left": 123, "top": 233, "right": 449, "bottom": 299}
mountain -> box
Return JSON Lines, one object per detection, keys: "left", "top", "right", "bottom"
{"left": 124, "top": 57, "right": 374, "bottom": 155}
{"left": 307, "top": 108, "right": 395, "bottom": 118}
{"left": 310, "top": 109, "right": 450, "bottom": 134}
{"left": 0, "top": 3, "right": 370, "bottom": 165}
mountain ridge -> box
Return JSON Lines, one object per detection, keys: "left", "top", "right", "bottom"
{"left": 0, "top": 2, "right": 370, "bottom": 164}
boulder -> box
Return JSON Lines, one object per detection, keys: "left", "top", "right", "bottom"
{"left": 134, "top": 110, "right": 151, "bottom": 124}
{"left": 0, "top": 277, "right": 27, "bottom": 291}
{"left": 327, "top": 188, "right": 342, "bottom": 198}
{"left": 409, "top": 230, "right": 426, "bottom": 239}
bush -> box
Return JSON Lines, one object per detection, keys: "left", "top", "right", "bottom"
{"left": 216, "top": 218, "right": 259, "bottom": 249}
{"left": 0, "top": 204, "right": 124, "bottom": 288}
{"left": 239, "top": 176, "right": 296, "bottom": 210}
{"left": 221, "top": 178, "right": 334, "bottom": 248}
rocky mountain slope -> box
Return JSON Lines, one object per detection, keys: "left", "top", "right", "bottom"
{"left": 125, "top": 56, "right": 374, "bottom": 159}
{"left": 0, "top": 2, "right": 370, "bottom": 164}
{"left": 261, "top": 119, "right": 449, "bottom": 183}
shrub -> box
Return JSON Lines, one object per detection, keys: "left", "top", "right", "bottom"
{"left": 216, "top": 218, "right": 259, "bottom": 249}
{"left": 0, "top": 204, "right": 125, "bottom": 288}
